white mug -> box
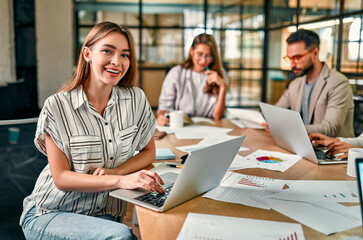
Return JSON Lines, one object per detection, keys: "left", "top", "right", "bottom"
{"left": 169, "top": 110, "right": 184, "bottom": 129}
{"left": 347, "top": 148, "right": 363, "bottom": 178}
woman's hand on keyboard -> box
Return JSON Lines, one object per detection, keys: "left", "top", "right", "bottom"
{"left": 119, "top": 170, "right": 165, "bottom": 193}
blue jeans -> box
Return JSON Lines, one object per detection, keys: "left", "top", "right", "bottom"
{"left": 22, "top": 207, "right": 137, "bottom": 240}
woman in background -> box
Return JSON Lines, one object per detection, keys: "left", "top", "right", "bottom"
{"left": 157, "top": 33, "right": 228, "bottom": 126}
{"left": 20, "top": 22, "right": 164, "bottom": 240}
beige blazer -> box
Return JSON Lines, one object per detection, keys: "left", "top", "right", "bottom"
{"left": 276, "top": 63, "right": 354, "bottom": 137}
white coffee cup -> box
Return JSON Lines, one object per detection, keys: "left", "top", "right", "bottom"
{"left": 347, "top": 148, "right": 363, "bottom": 178}
{"left": 169, "top": 110, "right": 184, "bottom": 129}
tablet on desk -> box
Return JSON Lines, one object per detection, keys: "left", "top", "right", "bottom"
{"left": 355, "top": 158, "right": 363, "bottom": 224}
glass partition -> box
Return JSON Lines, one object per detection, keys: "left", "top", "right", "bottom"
{"left": 299, "top": 0, "right": 340, "bottom": 23}
{"left": 341, "top": 15, "right": 363, "bottom": 73}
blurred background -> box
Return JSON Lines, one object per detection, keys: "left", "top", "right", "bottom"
{"left": 0, "top": 0, "right": 363, "bottom": 239}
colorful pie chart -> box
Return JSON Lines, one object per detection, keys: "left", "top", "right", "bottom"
{"left": 256, "top": 156, "right": 283, "bottom": 163}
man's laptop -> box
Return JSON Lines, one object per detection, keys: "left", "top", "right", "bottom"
{"left": 259, "top": 102, "right": 347, "bottom": 165}
{"left": 110, "top": 136, "right": 246, "bottom": 212}
{"left": 355, "top": 158, "right": 363, "bottom": 223}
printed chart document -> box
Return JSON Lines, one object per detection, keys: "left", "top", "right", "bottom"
{"left": 203, "top": 172, "right": 285, "bottom": 209}
{"left": 226, "top": 108, "right": 265, "bottom": 129}
{"left": 268, "top": 180, "right": 359, "bottom": 203}
{"left": 229, "top": 149, "right": 301, "bottom": 172}
{"left": 177, "top": 213, "right": 305, "bottom": 240}
{"left": 259, "top": 197, "right": 361, "bottom": 235}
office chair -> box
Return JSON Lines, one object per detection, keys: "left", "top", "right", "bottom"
{"left": 0, "top": 118, "right": 46, "bottom": 197}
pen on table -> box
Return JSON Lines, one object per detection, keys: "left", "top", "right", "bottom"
{"left": 166, "top": 164, "right": 183, "bottom": 169}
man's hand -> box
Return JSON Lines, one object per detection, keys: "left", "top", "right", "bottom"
{"left": 308, "top": 133, "right": 339, "bottom": 146}
{"left": 325, "top": 141, "right": 358, "bottom": 159}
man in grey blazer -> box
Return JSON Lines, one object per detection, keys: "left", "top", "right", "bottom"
{"left": 274, "top": 29, "right": 354, "bottom": 137}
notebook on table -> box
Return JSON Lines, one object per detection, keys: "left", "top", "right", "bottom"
{"left": 259, "top": 102, "right": 347, "bottom": 165}
{"left": 155, "top": 148, "right": 176, "bottom": 160}
{"left": 110, "top": 136, "right": 246, "bottom": 212}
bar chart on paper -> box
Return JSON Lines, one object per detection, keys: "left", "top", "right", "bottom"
{"left": 278, "top": 231, "right": 299, "bottom": 240}
{"left": 323, "top": 191, "right": 359, "bottom": 202}
{"left": 238, "top": 175, "right": 268, "bottom": 188}
{"left": 203, "top": 172, "right": 285, "bottom": 209}
{"left": 177, "top": 213, "right": 305, "bottom": 240}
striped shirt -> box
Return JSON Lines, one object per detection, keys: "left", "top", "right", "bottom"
{"left": 20, "top": 85, "right": 156, "bottom": 225}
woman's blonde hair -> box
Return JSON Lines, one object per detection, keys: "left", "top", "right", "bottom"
{"left": 181, "top": 33, "right": 224, "bottom": 78}
{"left": 59, "top": 22, "right": 138, "bottom": 92}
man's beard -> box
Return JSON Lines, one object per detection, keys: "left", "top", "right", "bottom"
{"left": 292, "top": 63, "right": 314, "bottom": 77}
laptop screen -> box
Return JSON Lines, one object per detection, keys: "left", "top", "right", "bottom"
{"left": 355, "top": 158, "right": 363, "bottom": 224}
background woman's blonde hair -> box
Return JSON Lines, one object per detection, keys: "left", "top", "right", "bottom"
{"left": 181, "top": 33, "right": 224, "bottom": 78}
{"left": 59, "top": 22, "right": 138, "bottom": 92}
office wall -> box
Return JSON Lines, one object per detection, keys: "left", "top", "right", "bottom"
{"left": 35, "top": 0, "right": 73, "bottom": 106}
{"left": 0, "top": 0, "right": 16, "bottom": 84}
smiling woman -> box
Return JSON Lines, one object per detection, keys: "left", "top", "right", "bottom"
{"left": 156, "top": 33, "right": 229, "bottom": 126}
{"left": 20, "top": 22, "right": 164, "bottom": 240}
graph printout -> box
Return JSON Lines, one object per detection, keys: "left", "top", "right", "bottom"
{"left": 229, "top": 149, "right": 301, "bottom": 172}
{"left": 203, "top": 172, "right": 285, "bottom": 209}
{"left": 263, "top": 198, "right": 361, "bottom": 235}
{"left": 177, "top": 213, "right": 305, "bottom": 240}
{"left": 268, "top": 180, "right": 359, "bottom": 203}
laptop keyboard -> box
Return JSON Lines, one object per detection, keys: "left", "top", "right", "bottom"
{"left": 134, "top": 184, "right": 173, "bottom": 207}
{"left": 315, "top": 150, "right": 335, "bottom": 160}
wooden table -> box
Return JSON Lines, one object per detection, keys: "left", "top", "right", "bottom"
{"left": 135, "top": 119, "right": 361, "bottom": 239}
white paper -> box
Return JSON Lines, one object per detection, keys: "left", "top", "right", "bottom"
{"left": 230, "top": 119, "right": 247, "bottom": 128}
{"left": 177, "top": 213, "right": 305, "bottom": 240}
{"left": 260, "top": 197, "right": 361, "bottom": 235}
{"left": 150, "top": 162, "right": 182, "bottom": 175}
{"left": 203, "top": 172, "right": 285, "bottom": 209}
{"left": 175, "top": 134, "right": 237, "bottom": 152}
{"left": 269, "top": 180, "right": 359, "bottom": 203}
{"left": 190, "top": 117, "right": 215, "bottom": 124}
{"left": 155, "top": 125, "right": 175, "bottom": 134}
{"left": 229, "top": 149, "right": 301, "bottom": 172}
{"left": 227, "top": 108, "right": 265, "bottom": 129}
{"left": 173, "top": 125, "right": 233, "bottom": 139}
{"left": 340, "top": 237, "right": 363, "bottom": 240}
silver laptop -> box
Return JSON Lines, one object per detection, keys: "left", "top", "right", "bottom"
{"left": 110, "top": 136, "right": 246, "bottom": 212}
{"left": 259, "top": 102, "right": 347, "bottom": 165}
